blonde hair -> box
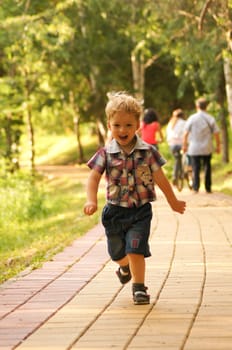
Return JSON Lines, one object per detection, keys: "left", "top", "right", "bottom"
{"left": 105, "top": 91, "right": 142, "bottom": 121}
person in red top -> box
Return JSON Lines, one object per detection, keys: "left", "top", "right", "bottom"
{"left": 140, "top": 108, "right": 164, "bottom": 149}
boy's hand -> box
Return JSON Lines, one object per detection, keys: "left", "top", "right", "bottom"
{"left": 84, "top": 201, "right": 97, "bottom": 216}
{"left": 169, "top": 199, "right": 186, "bottom": 214}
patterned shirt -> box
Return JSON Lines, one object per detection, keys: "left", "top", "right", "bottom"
{"left": 87, "top": 136, "right": 166, "bottom": 208}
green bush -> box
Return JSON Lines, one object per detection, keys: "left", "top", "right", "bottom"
{"left": 0, "top": 173, "right": 48, "bottom": 224}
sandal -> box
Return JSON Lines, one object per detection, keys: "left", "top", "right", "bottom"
{"left": 116, "top": 266, "right": 131, "bottom": 284}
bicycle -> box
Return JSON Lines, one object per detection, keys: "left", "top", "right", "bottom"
{"left": 173, "top": 149, "right": 193, "bottom": 192}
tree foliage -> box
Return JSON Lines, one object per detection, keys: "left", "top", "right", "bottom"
{"left": 0, "top": 0, "right": 231, "bottom": 169}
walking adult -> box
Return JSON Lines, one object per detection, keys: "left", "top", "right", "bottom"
{"left": 166, "top": 108, "right": 186, "bottom": 185}
{"left": 140, "top": 108, "right": 164, "bottom": 149}
{"left": 183, "top": 97, "right": 220, "bottom": 193}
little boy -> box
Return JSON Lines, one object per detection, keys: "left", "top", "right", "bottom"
{"left": 84, "top": 92, "right": 186, "bottom": 305}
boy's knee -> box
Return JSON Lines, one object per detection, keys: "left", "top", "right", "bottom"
{"left": 107, "top": 236, "right": 125, "bottom": 261}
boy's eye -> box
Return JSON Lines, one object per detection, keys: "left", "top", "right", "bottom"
{"left": 111, "top": 123, "right": 133, "bottom": 128}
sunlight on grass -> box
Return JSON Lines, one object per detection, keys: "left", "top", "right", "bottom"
{"left": 36, "top": 135, "right": 77, "bottom": 164}
{"left": 20, "top": 123, "right": 99, "bottom": 166}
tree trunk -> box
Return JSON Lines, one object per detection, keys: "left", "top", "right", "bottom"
{"left": 216, "top": 64, "right": 230, "bottom": 163}
{"left": 131, "top": 50, "right": 145, "bottom": 102}
{"left": 73, "top": 116, "right": 84, "bottom": 164}
{"left": 96, "top": 119, "right": 106, "bottom": 146}
{"left": 219, "top": 108, "right": 229, "bottom": 163}
{"left": 26, "top": 104, "right": 35, "bottom": 175}
{"left": 223, "top": 55, "right": 232, "bottom": 129}
{"left": 4, "top": 114, "right": 13, "bottom": 172}
{"left": 69, "top": 91, "right": 84, "bottom": 164}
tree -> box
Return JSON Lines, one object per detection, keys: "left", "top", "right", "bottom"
{"left": 195, "top": 0, "right": 231, "bottom": 162}
{"left": 198, "top": 0, "right": 232, "bottom": 130}
{"left": 155, "top": 0, "right": 230, "bottom": 162}
{"left": 0, "top": 1, "right": 53, "bottom": 173}
{"left": 0, "top": 0, "right": 230, "bottom": 168}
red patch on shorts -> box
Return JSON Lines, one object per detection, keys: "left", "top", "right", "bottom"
{"left": 131, "top": 239, "right": 139, "bottom": 249}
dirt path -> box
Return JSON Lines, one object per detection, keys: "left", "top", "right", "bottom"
{"left": 36, "top": 164, "right": 90, "bottom": 182}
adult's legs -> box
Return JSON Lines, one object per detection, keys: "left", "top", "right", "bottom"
{"left": 191, "top": 155, "right": 201, "bottom": 192}
{"left": 203, "top": 154, "right": 212, "bottom": 192}
{"left": 171, "top": 145, "right": 182, "bottom": 181}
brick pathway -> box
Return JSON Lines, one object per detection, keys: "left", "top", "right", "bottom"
{"left": 0, "top": 189, "right": 232, "bottom": 350}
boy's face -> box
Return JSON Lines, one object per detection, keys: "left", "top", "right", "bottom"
{"left": 107, "top": 111, "right": 140, "bottom": 147}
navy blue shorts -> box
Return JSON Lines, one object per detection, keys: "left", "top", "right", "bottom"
{"left": 101, "top": 202, "right": 152, "bottom": 261}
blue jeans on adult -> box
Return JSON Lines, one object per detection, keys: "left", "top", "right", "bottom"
{"left": 190, "top": 154, "right": 212, "bottom": 192}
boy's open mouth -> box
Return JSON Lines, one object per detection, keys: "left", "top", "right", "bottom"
{"left": 119, "top": 135, "right": 128, "bottom": 141}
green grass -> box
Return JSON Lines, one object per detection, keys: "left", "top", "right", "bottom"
{"left": 20, "top": 123, "right": 99, "bottom": 166}
{"left": 212, "top": 155, "right": 232, "bottom": 195}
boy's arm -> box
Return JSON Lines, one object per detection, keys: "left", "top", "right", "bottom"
{"left": 153, "top": 168, "right": 186, "bottom": 214}
{"left": 84, "top": 169, "right": 102, "bottom": 215}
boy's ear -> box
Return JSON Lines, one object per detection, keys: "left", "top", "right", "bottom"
{"left": 107, "top": 120, "right": 111, "bottom": 130}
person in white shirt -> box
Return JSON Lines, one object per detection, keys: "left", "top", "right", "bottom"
{"left": 183, "top": 98, "right": 220, "bottom": 193}
{"left": 166, "top": 108, "right": 186, "bottom": 185}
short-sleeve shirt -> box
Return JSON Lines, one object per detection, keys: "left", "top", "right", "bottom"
{"left": 87, "top": 136, "right": 166, "bottom": 208}
{"left": 185, "top": 111, "right": 219, "bottom": 155}
{"left": 166, "top": 118, "right": 186, "bottom": 146}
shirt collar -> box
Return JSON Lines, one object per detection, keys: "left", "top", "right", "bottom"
{"left": 106, "top": 135, "right": 150, "bottom": 154}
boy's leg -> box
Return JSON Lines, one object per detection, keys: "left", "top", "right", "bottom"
{"left": 115, "top": 256, "right": 131, "bottom": 284}
{"left": 128, "top": 253, "right": 145, "bottom": 283}
{"left": 102, "top": 204, "right": 131, "bottom": 284}
{"left": 128, "top": 253, "right": 150, "bottom": 305}
{"left": 102, "top": 203, "right": 151, "bottom": 302}
{"left": 116, "top": 256, "right": 129, "bottom": 267}
{"left": 125, "top": 204, "right": 151, "bottom": 305}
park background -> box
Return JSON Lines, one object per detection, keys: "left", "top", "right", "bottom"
{"left": 0, "top": 1, "right": 232, "bottom": 283}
